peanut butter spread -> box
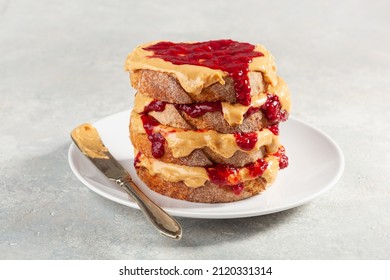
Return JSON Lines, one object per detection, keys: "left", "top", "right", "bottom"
{"left": 131, "top": 111, "right": 279, "bottom": 158}
{"left": 220, "top": 76, "right": 290, "bottom": 125}
{"left": 138, "top": 153, "right": 209, "bottom": 187}
{"left": 133, "top": 76, "right": 290, "bottom": 127}
{"left": 137, "top": 153, "right": 279, "bottom": 188}
{"left": 221, "top": 93, "right": 268, "bottom": 126}
{"left": 71, "top": 123, "right": 108, "bottom": 159}
{"left": 125, "top": 42, "right": 225, "bottom": 95}
{"left": 133, "top": 92, "right": 154, "bottom": 113}
{"left": 124, "top": 41, "right": 277, "bottom": 95}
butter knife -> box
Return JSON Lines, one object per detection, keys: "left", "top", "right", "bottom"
{"left": 71, "top": 123, "right": 182, "bottom": 240}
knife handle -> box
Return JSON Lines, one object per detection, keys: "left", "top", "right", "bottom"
{"left": 116, "top": 177, "right": 182, "bottom": 240}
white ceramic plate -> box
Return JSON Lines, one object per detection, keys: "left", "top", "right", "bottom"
{"left": 68, "top": 110, "right": 344, "bottom": 219}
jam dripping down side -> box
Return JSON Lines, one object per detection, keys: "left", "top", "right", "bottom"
{"left": 267, "top": 124, "right": 279, "bottom": 136}
{"left": 244, "top": 94, "right": 288, "bottom": 127}
{"left": 234, "top": 132, "right": 258, "bottom": 151}
{"left": 272, "top": 146, "right": 289, "bottom": 169}
{"left": 143, "top": 39, "right": 264, "bottom": 106}
{"left": 260, "top": 94, "right": 288, "bottom": 125}
{"left": 140, "top": 114, "right": 166, "bottom": 158}
{"left": 134, "top": 151, "right": 142, "bottom": 167}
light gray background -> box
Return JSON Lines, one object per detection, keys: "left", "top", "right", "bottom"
{"left": 1, "top": 0, "right": 389, "bottom": 259}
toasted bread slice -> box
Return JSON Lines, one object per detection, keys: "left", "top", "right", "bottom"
{"left": 130, "top": 120, "right": 266, "bottom": 167}
{"left": 130, "top": 69, "right": 265, "bottom": 104}
{"left": 135, "top": 165, "right": 268, "bottom": 203}
{"left": 147, "top": 103, "right": 265, "bottom": 133}
{"left": 135, "top": 94, "right": 267, "bottom": 133}
{"left": 178, "top": 108, "right": 264, "bottom": 133}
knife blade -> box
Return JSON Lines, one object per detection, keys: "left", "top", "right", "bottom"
{"left": 71, "top": 123, "right": 182, "bottom": 239}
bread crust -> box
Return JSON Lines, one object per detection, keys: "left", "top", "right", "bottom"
{"left": 135, "top": 165, "right": 268, "bottom": 203}
{"left": 130, "top": 69, "right": 265, "bottom": 104}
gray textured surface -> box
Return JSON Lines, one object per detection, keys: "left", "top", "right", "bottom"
{"left": 1, "top": 0, "right": 390, "bottom": 259}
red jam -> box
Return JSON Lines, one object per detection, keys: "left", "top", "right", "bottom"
{"left": 243, "top": 106, "right": 260, "bottom": 119}
{"left": 206, "top": 158, "right": 268, "bottom": 188}
{"left": 246, "top": 158, "right": 268, "bottom": 178}
{"left": 231, "top": 183, "right": 244, "bottom": 195}
{"left": 143, "top": 39, "right": 264, "bottom": 106}
{"left": 143, "top": 100, "right": 166, "bottom": 113}
{"left": 175, "top": 102, "right": 222, "bottom": 118}
{"left": 268, "top": 124, "right": 279, "bottom": 135}
{"left": 140, "top": 95, "right": 289, "bottom": 126}
{"left": 134, "top": 151, "right": 141, "bottom": 167}
{"left": 261, "top": 94, "right": 288, "bottom": 124}
{"left": 140, "top": 114, "right": 165, "bottom": 158}
{"left": 272, "top": 146, "right": 289, "bottom": 169}
{"left": 234, "top": 132, "right": 258, "bottom": 151}
{"left": 206, "top": 164, "right": 240, "bottom": 186}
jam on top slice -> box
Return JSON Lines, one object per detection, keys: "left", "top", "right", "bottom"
{"left": 143, "top": 39, "right": 264, "bottom": 106}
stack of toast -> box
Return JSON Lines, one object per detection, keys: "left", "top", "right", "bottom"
{"left": 125, "top": 40, "right": 291, "bottom": 203}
